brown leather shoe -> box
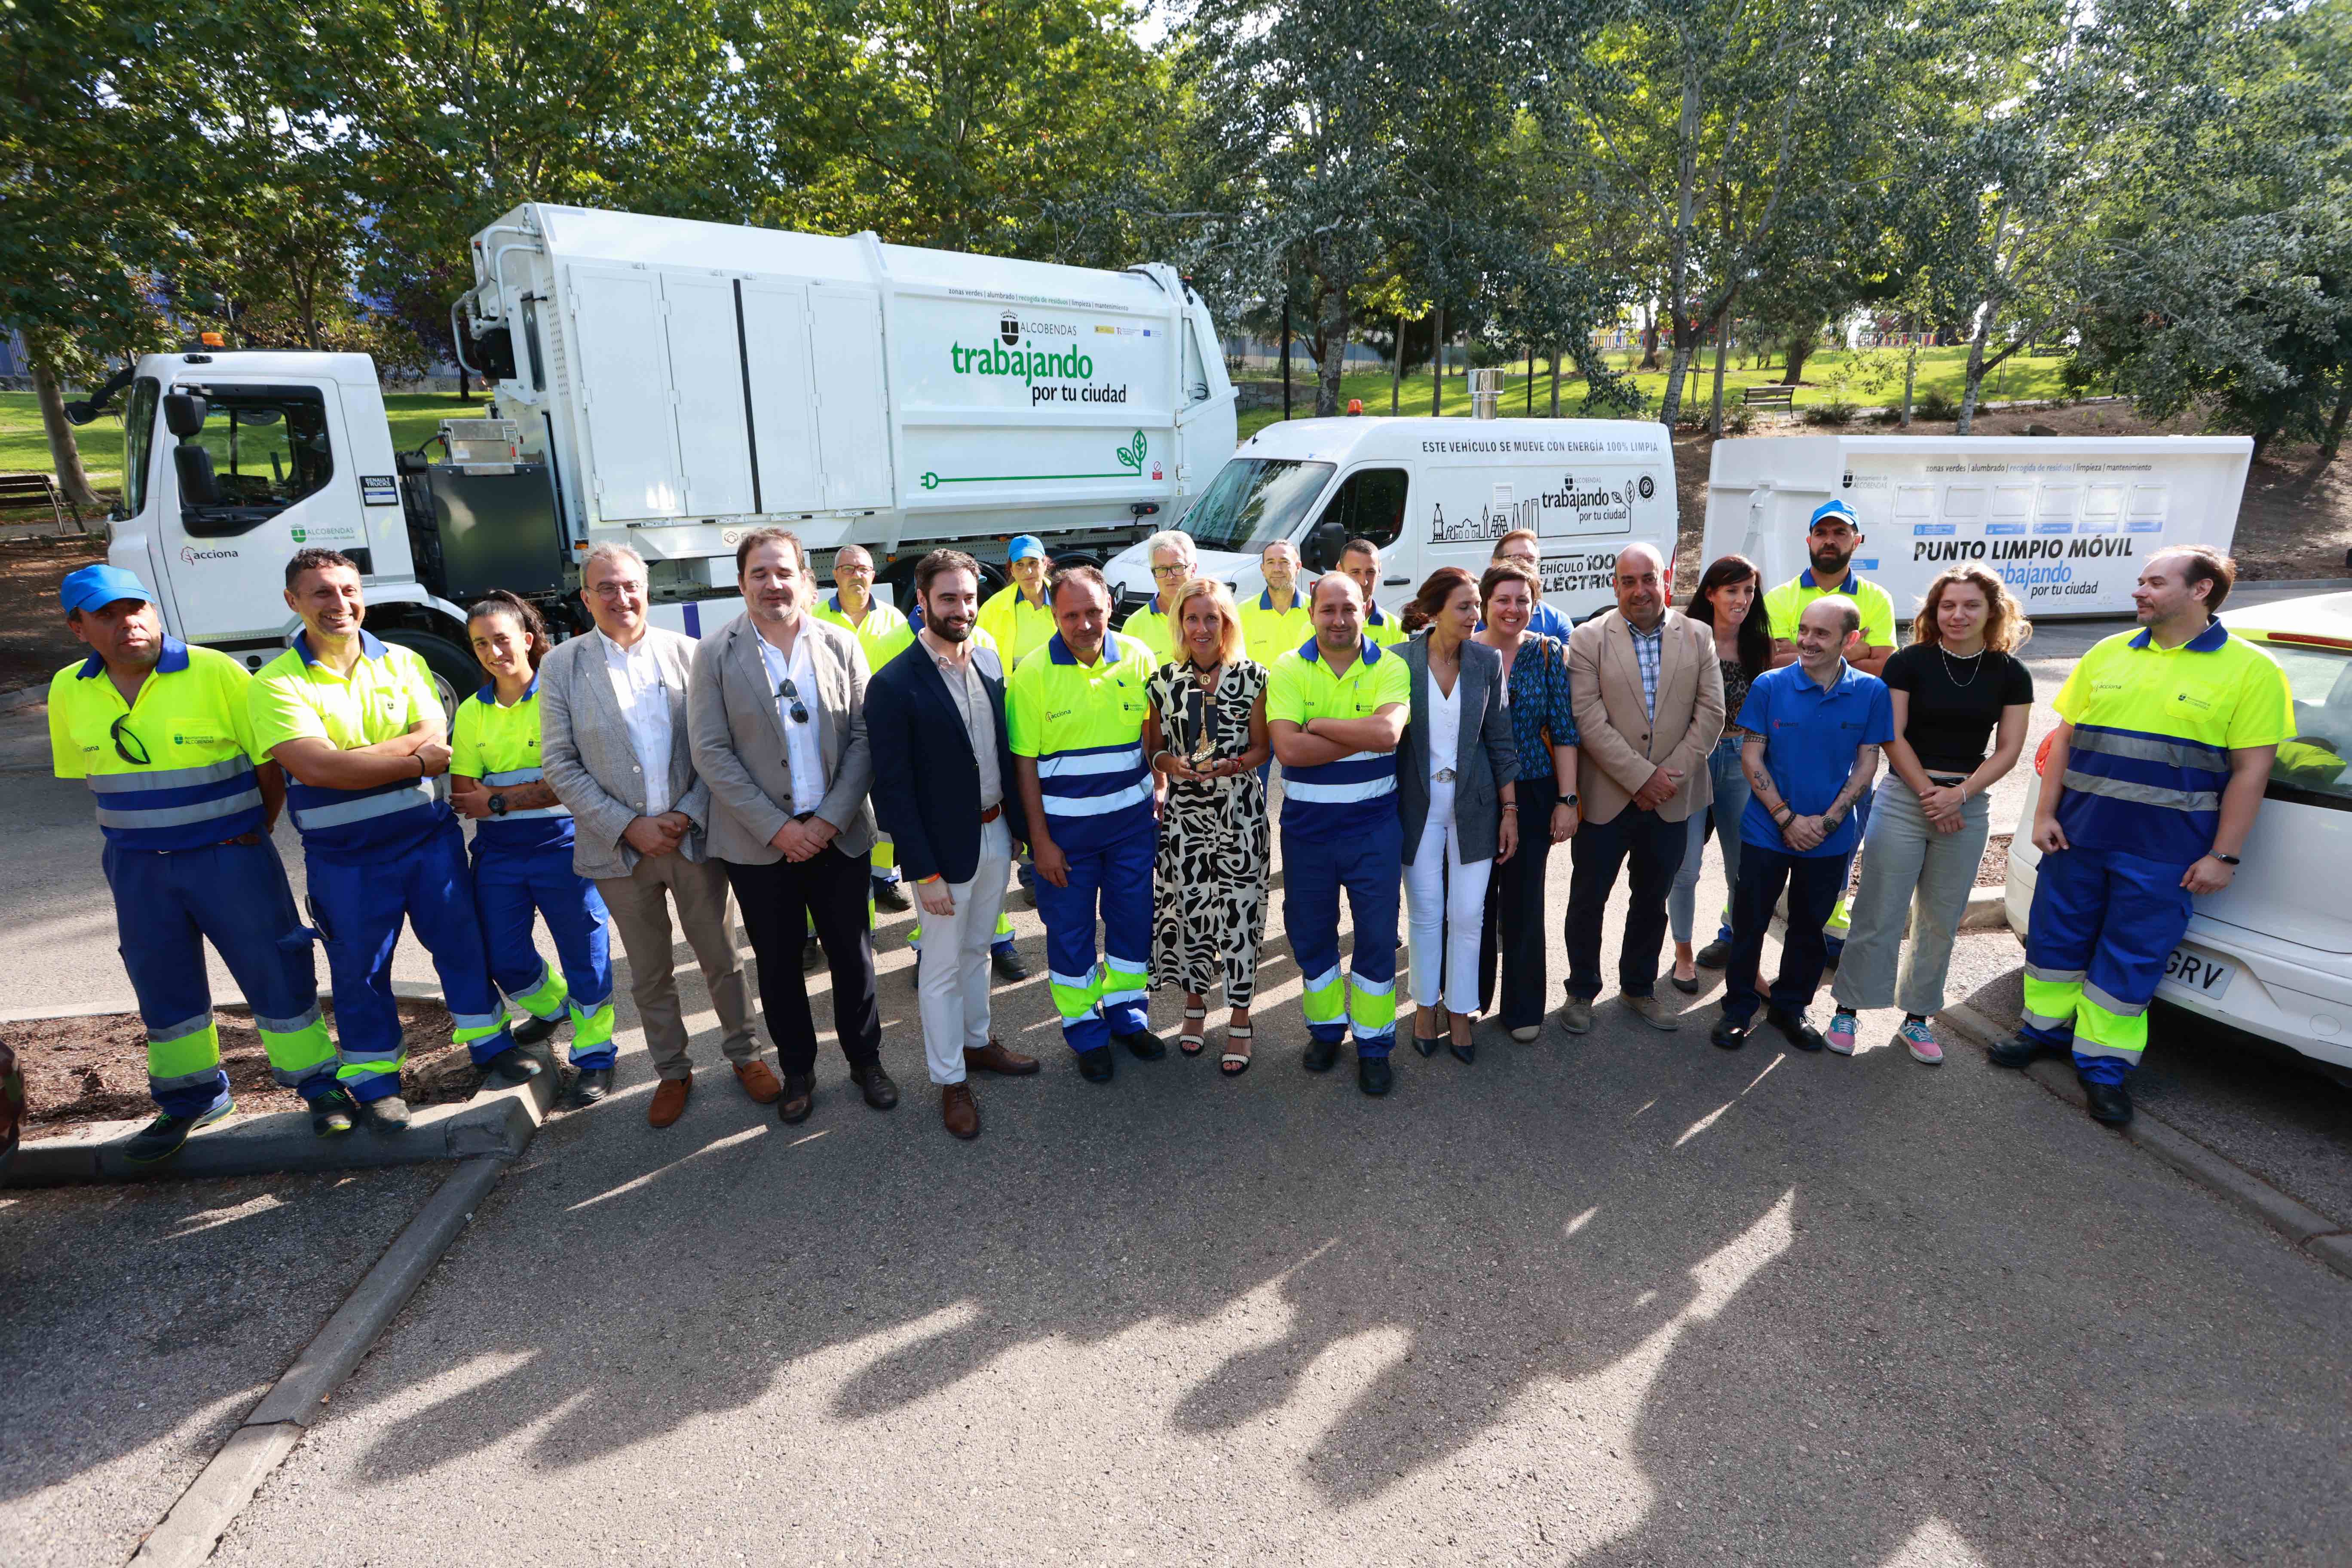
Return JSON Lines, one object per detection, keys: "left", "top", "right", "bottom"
{"left": 733, "top": 1059, "right": 783, "bottom": 1105}
{"left": 648, "top": 1073, "right": 692, "bottom": 1128}
{"left": 964, "top": 1036, "right": 1040, "bottom": 1076}
{"left": 778, "top": 1073, "right": 815, "bottom": 1125}
{"left": 942, "top": 1082, "right": 979, "bottom": 1140}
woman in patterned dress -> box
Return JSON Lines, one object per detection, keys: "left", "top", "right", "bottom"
{"left": 1142, "top": 579, "right": 1271, "bottom": 1075}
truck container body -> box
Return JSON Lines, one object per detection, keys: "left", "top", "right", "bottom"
{"left": 1104, "top": 415, "right": 1679, "bottom": 627}
{"left": 1703, "top": 434, "right": 2254, "bottom": 623}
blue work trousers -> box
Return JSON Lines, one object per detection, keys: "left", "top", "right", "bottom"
{"left": 1035, "top": 818, "right": 1156, "bottom": 1053}
{"left": 1283, "top": 817, "right": 1404, "bottom": 1058}
{"left": 105, "top": 836, "right": 332, "bottom": 1117}
{"left": 473, "top": 841, "right": 616, "bottom": 1070}
{"left": 2020, "top": 843, "right": 2195, "bottom": 1084}
{"left": 308, "top": 818, "right": 515, "bottom": 1100}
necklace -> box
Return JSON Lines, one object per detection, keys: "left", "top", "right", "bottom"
{"left": 1939, "top": 642, "right": 1986, "bottom": 687}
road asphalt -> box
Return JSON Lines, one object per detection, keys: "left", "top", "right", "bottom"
{"left": 4, "top": 591, "right": 2348, "bottom": 1564}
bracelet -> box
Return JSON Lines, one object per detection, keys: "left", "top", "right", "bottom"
{"left": 2212, "top": 852, "right": 2241, "bottom": 866}
{"left": 1772, "top": 805, "right": 1792, "bottom": 824}
{"left": 1500, "top": 803, "right": 1517, "bottom": 813}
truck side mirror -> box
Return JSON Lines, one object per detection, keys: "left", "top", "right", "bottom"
{"left": 1302, "top": 518, "right": 1346, "bottom": 573}
{"left": 164, "top": 392, "right": 208, "bottom": 440}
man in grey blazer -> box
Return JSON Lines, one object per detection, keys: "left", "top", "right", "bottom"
{"left": 688, "top": 527, "right": 892, "bottom": 1127}
{"left": 539, "top": 544, "right": 773, "bottom": 1124}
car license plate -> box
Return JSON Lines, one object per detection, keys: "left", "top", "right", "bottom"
{"left": 2162, "top": 946, "right": 2234, "bottom": 1000}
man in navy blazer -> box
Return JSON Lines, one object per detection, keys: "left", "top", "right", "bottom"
{"left": 867, "top": 549, "right": 1041, "bottom": 1139}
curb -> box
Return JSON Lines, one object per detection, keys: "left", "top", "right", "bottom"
{"left": 130, "top": 1154, "right": 508, "bottom": 1566}
{"left": 0, "top": 978, "right": 443, "bottom": 1028}
{"left": 1937, "top": 1001, "right": 2352, "bottom": 1282}
{"left": 1959, "top": 886, "right": 2008, "bottom": 931}
{"left": 7, "top": 1028, "right": 562, "bottom": 1187}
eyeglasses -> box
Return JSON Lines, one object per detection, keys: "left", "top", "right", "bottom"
{"left": 1151, "top": 563, "right": 1194, "bottom": 580}
{"left": 775, "top": 677, "right": 809, "bottom": 725}
{"left": 587, "top": 581, "right": 646, "bottom": 600}
{"left": 111, "top": 715, "right": 150, "bottom": 767}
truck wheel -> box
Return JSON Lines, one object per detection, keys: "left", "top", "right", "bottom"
{"left": 377, "top": 628, "right": 478, "bottom": 720}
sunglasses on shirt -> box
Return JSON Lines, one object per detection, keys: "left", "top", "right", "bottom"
{"left": 775, "top": 677, "right": 809, "bottom": 726}
{"left": 112, "top": 715, "right": 151, "bottom": 767}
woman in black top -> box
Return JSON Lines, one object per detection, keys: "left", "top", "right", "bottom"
{"left": 1828, "top": 565, "right": 2034, "bottom": 1061}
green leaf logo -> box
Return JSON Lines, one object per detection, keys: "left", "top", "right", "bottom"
{"left": 1116, "top": 431, "right": 1148, "bottom": 475}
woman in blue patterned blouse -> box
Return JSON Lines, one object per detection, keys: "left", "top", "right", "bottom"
{"left": 1473, "top": 560, "right": 1581, "bottom": 1041}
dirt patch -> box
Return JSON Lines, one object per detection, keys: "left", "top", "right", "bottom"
{"left": 9, "top": 997, "right": 480, "bottom": 1135}
{"left": 1668, "top": 401, "right": 2352, "bottom": 589}
{"left": 0, "top": 534, "right": 106, "bottom": 695}
{"left": 1977, "top": 831, "right": 2012, "bottom": 888}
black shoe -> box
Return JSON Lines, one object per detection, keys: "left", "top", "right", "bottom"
{"left": 1449, "top": 1038, "right": 1475, "bottom": 1066}
{"left": 1988, "top": 1031, "right": 2048, "bottom": 1069}
{"left": 1670, "top": 972, "right": 1701, "bottom": 995}
{"left": 511, "top": 1011, "right": 561, "bottom": 1047}
{"left": 1767, "top": 1008, "right": 1826, "bottom": 1052}
{"left": 569, "top": 1067, "right": 613, "bottom": 1108}
{"left": 354, "top": 1092, "right": 413, "bottom": 1132}
{"left": 486, "top": 1045, "right": 544, "bottom": 1084}
{"left": 1076, "top": 1045, "right": 1115, "bottom": 1083}
{"left": 802, "top": 936, "right": 823, "bottom": 974}
{"left": 778, "top": 1073, "right": 815, "bottom": 1124}
{"left": 873, "top": 880, "right": 913, "bottom": 914}
{"left": 1710, "top": 1015, "right": 1752, "bottom": 1051}
{"left": 1412, "top": 1034, "right": 1442, "bottom": 1057}
{"left": 1115, "top": 1028, "right": 1165, "bottom": 1061}
{"left": 1358, "top": 1055, "right": 1393, "bottom": 1096}
{"left": 124, "top": 1099, "right": 234, "bottom": 1164}
{"left": 309, "top": 1088, "right": 356, "bottom": 1137}
{"left": 2082, "top": 1078, "right": 2133, "bottom": 1124}
{"left": 850, "top": 1063, "right": 900, "bottom": 1109}
{"left": 1302, "top": 1036, "right": 1341, "bottom": 1073}
{"left": 992, "top": 947, "right": 1030, "bottom": 983}
{"left": 1696, "top": 939, "right": 1731, "bottom": 970}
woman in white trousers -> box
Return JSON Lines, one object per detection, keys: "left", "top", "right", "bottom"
{"left": 1397, "top": 567, "right": 1519, "bottom": 1064}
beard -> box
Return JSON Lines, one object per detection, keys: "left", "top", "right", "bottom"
{"left": 928, "top": 610, "right": 973, "bottom": 643}
{"left": 1808, "top": 543, "right": 1853, "bottom": 577}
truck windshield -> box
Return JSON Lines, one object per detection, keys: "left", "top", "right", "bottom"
{"left": 1180, "top": 458, "right": 1334, "bottom": 552}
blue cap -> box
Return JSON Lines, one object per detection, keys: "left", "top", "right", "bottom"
{"left": 1007, "top": 534, "right": 1047, "bottom": 562}
{"left": 59, "top": 564, "right": 156, "bottom": 615}
{"left": 1808, "top": 499, "right": 1860, "bottom": 531}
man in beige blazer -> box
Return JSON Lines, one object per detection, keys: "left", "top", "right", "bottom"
{"left": 688, "top": 527, "right": 891, "bottom": 1127}
{"left": 538, "top": 543, "right": 772, "bottom": 1125}
{"left": 1563, "top": 543, "right": 1726, "bottom": 1033}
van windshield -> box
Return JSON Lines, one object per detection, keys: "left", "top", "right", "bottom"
{"left": 1180, "top": 458, "right": 1334, "bottom": 552}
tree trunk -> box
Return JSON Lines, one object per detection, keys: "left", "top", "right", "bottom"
{"left": 1957, "top": 311, "right": 1992, "bottom": 435}
{"left": 2319, "top": 368, "right": 2352, "bottom": 462}
{"left": 29, "top": 345, "right": 104, "bottom": 511}
{"left": 1709, "top": 292, "right": 1737, "bottom": 437}
{"left": 1550, "top": 347, "right": 1561, "bottom": 418}
{"left": 1390, "top": 313, "right": 1403, "bottom": 414}
{"left": 1900, "top": 342, "right": 1918, "bottom": 429}
{"left": 1431, "top": 306, "right": 1444, "bottom": 416}
{"left": 1280, "top": 299, "right": 1292, "bottom": 422}
{"left": 1780, "top": 331, "right": 1816, "bottom": 386}
{"left": 1657, "top": 332, "right": 1696, "bottom": 429}
{"left": 1315, "top": 294, "right": 1350, "bottom": 418}
{"left": 1639, "top": 306, "right": 1661, "bottom": 372}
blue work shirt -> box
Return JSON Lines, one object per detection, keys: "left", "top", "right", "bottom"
{"left": 1735, "top": 660, "right": 1895, "bottom": 858}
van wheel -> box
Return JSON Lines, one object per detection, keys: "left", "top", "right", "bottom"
{"left": 377, "top": 628, "right": 477, "bottom": 720}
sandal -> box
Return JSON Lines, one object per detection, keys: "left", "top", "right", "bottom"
{"left": 1219, "top": 1024, "right": 1253, "bottom": 1077}
{"left": 1179, "top": 1004, "right": 1208, "bottom": 1058}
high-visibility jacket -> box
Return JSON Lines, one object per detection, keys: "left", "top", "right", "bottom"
{"left": 2050, "top": 621, "right": 2295, "bottom": 865}
{"left": 1123, "top": 596, "right": 1178, "bottom": 664}
{"left": 812, "top": 593, "right": 915, "bottom": 674}
{"left": 1264, "top": 634, "right": 1409, "bottom": 842}
{"left": 1006, "top": 631, "right": 1156, "bottom": 851}
{"left": 1239, "top": 588, "right": 1312, "bottom": 667}
{"left": 975, "top": 583, "right": 1057, "bottom": 666}
{"left": 1764, "top": 569, "right": 1898, "bottom": 649}
{"left": 1362, "top": 602, "right": 1406, "bottom": 648}
{"left": 449, "top": 677, "right": 574, "bottom": 854}
{"left": 49, "top": 637, "right": 268, "bottom": 848}
{"left": 249, "top": 631, "right": 447, "bottom": 861}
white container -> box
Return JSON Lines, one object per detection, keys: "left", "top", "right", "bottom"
{"left": 1701, "top": 434, "right": 2255, "bottom": 622}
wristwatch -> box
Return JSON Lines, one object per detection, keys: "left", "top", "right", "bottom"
{"left": 487, "top": 793, "right": 508, "bottom": 818}
{"left": 2212, "top": 852, "right": 2242, "bottom": 866}
{"left": 1559, "top": 792, "right": 1580, "bottom": 808}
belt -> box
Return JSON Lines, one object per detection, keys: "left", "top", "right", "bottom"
{"left": 980, "top": 803, "right": 1002, "bottom": 824}
{"left": 1431, "top": 767, "right": 1458, "bottom": 783}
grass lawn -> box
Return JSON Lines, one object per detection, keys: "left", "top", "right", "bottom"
{"left": 1234, "top": 344, "right": 2072, "bottom": 440}
{"left": 0, "top": 390, "right": 487, "bottom": 500}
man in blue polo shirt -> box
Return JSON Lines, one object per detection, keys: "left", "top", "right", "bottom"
{"left": 1712, "top": 597, "right": 1893, "bottom": 1052}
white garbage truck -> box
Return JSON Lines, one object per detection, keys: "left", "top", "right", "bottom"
{"left": 75, "top": 202, "right": 1236, "bottom": 692}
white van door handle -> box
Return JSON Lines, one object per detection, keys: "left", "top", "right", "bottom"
{"left": 1384, "top": 575, "right": 1409, "bottom": 585}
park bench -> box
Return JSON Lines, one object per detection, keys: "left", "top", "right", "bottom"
{"left": 1742, "top": 385, "right": 1796, "bottom": 410}
{"left": 0, "top": 472, "right": 86, "bottom": 533}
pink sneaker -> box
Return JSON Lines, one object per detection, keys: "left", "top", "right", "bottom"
{"left": 1897, "top": 1019, "right": 1944, "bottom": 1064}
{"left": 1825, "top": 1011, "right": 1857, "bottom": 1055}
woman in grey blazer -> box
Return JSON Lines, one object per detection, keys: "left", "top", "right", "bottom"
{"left": 1396, "top": 567, "right": 1518, "bottom": 1064}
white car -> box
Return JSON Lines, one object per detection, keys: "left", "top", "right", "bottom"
{"left": 2005, "top": 591, "right": 2352, "bottom": 1081}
